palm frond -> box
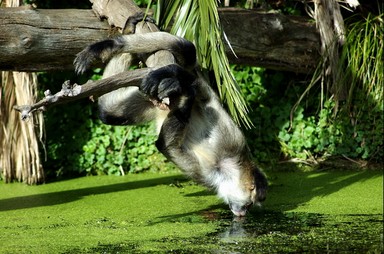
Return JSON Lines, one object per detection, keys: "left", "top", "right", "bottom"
{"left": 0, "top": 72, "right": 45, "bottom": 184}
{"left": 341, "top": 12, "right": 383, "bottom": 107}
{"left": 157, "top": 0, "right": 252, "bottom": 128}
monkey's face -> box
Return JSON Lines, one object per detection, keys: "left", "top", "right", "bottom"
{"left": 215, "top": 159, "right": 266, "bottom": 217}
{"left": 228, "top": 183, "right": 258, "bottom": 217}
{"left": 217, "top": 178, "right": 257, "bottom": 217}
{"left": 217, "top": 161, "right": 268, "bottom": 216}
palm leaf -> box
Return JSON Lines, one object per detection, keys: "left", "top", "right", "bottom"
{"left": 340, "top": 11, "right": 383, "bottom": 108}
{"left": 157, "top": 0, "right": 252, "bottom": 128}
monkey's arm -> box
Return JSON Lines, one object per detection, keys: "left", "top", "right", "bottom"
{"left": 74, "top": 32, "right": 196, "bottom": 74}
{"left": 13, "top": 68, "right": 150, "bottom": 120}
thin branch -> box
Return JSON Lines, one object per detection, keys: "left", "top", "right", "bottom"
{"left": 13, "top": 68, "right": 151, "bottom": 120}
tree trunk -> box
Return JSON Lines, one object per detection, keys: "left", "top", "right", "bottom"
{"left": 0, "top": 7, "right": 320, "bottom": 73}
{"left": 219, "top": 8, "right": 320, "bottom": 72}
{"left": 0, "top": 7, "right": 109, "bottom": 71}
{"left": 1, "top": 3, "right": 44, "bottom": 185}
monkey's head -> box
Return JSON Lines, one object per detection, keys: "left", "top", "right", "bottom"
{"left": 215, "top": 158, "right": 268, "bottom": 217}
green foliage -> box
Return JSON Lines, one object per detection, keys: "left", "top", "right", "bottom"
{"left": 232, "top": 66, "right": 383, "bottom": 163}
{"left": 233, "top": 67, "right": 296, "bottom": 162}
{"left": 133, "top": 0, "right": 152, "bottom": 7}
{"left": 39, "top": 72, "right": 174, "bottom": 178}
{"left": 40, "top": 62, "right": 382, "bottom": 179}
{"left": 275, "top": 10, "right": 384, "bottom": 164}
{"left": 80, "top": 122, "right": 173, "bottom": 175}
{"left": 45, "top": 105, "right": 173, "bottom": 177}
{"left": 39, "top": 37, "right": 382, "bottom": 177}
{"left": 278, "top": 99, "right": 383, "bottom": 161}
{"left": 341, "top": 12, "right": 383, "bottom": 110}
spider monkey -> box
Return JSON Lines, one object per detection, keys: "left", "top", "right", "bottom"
{"left": 74, "top": 14, "right": 267, "bottom": 216}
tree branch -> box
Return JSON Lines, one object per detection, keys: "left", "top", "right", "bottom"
{"left": 13, "top": 68, "right": 151, "bottom": 120}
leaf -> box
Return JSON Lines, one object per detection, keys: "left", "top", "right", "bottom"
{"left": 157, "top": 0, "right": 252, "bottom": 128}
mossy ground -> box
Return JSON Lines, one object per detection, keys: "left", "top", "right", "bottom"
{"left": 0, "top": 169, "right": 382, "bottom": 253}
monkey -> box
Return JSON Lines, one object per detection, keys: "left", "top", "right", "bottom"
{"left": 74, "top": 22, "right": 267, "bottom": 217}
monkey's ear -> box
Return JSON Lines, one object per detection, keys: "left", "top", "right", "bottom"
{"left": 254, "top": 170, "right": 268, "bottom": 202}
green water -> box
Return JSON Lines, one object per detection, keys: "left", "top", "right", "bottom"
{"left": 0, "top": 170, "right": 382, "bottom": 253}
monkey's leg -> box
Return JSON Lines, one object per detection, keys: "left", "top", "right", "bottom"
{"left": 96, "top": 12, "right": 157, "bottom": 126}
{"left": 141, "top": 65, "right": 201, "bottom": 174}
{"left": 155, "top": 110, "right": 202, "bottom": 178}
{"left": 98, "top": 87, "right": 158, "bottom": 125}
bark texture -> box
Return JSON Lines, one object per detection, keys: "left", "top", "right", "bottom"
{"left": 0, "top": 6, "right": 320, "bottom": 73}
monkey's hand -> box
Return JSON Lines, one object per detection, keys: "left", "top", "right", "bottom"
{"left": 141, "top": 75, "right": 182, "bottom": 107}
{"left": 141, "top": 64, "right": 196, "bottom": 121}
{"left": 74, "top": 12, "right": 154, "bottom": 75}
{"left": 123, "top": 12, "right": 155, "bottom": 34}
{"left": 141, "top": 64, "right": 194, "bottom": 105}
{"left": 74, "top": 38, "right": 125, "bottom": 74}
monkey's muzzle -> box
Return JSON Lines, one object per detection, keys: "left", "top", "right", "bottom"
{"left": 229, "top": 202, "right": 253, "bottom": 217}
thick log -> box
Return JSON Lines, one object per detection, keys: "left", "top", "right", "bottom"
{"left": 0, "top": 6, "right": 320, "bottom": 73}
{"left": 0, "top": 7, "right": 109, "bottom": 71}
{"left": 220, "top": 8, "right": 320, "bottom": 72}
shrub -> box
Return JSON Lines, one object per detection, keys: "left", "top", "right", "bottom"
{"left": 40, "top": 64, "right": 382, "bottom": 178}
{"left": 234, "top": 66, "right": 383, "bottom": 164}
{"left": 40, "top": 71, "right": 175, "bottom": 178}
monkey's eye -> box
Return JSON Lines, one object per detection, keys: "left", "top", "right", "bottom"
{"left": 250, "top": 184, "right": 255, "bottom": 191}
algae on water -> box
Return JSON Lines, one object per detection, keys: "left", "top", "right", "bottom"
{"left": 0, "top": 170, "right": 382, "bottom": 253}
